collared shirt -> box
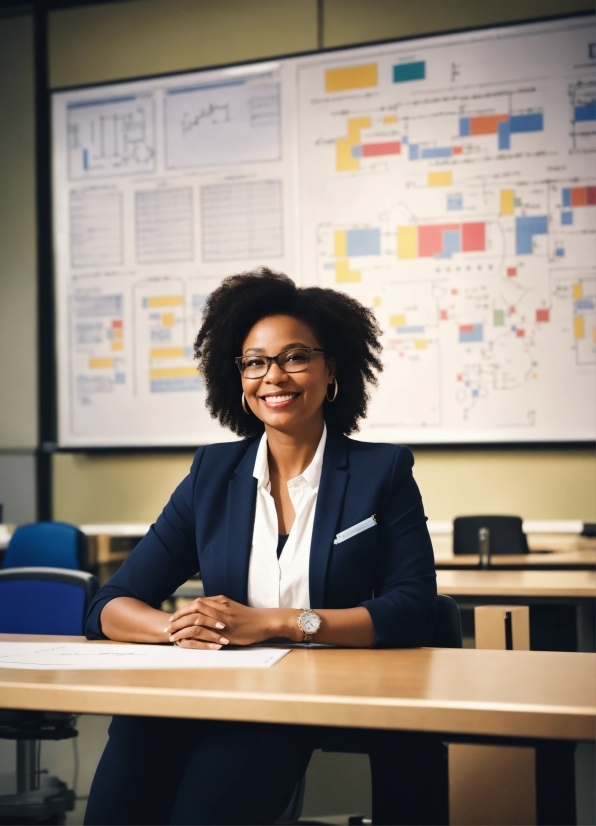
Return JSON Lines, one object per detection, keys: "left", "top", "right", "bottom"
{"left": 247, "top": 425, "right": 327, "bottom": 610}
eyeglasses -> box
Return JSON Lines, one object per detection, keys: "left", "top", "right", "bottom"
{"left": 235, "top": 347, "right": 324, "bottom": 379}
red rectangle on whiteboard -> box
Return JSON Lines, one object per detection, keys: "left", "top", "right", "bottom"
{"left": 462, "top": 222, "right": 485, "bottom": 251}
{"left": 507, "top": 267, "right": 517, "bottom": 277}
{"left": 419, "top": 224, "right": 458, "bottom": 257}
{"left": 587, "top": 187, "right": 596, "bottom": 205}
{"left": 460, "top": 324, "right": 475, "bottom": 333}
{"left": 536, "top": 309, "right": 550, "bottom": 322}
{"left": 362, "top": 142, "right": 401, "bottom": 156}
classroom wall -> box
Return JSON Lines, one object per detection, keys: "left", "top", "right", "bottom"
{"left": 0, "top": 13, "right": 38, "bottom": 524}
{"left": 47, "top": 0, "right": 595, "bottom": 525}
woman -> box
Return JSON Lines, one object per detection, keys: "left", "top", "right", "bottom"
{"left": 85, "top": 268, "right": 438, "bottom": 826}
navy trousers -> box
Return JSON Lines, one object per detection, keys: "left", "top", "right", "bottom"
{"left": 84, "top": 716, "right": 315, "bottom": 825}
{"left": 84, "top": 717, "right": 448, "bottom": 826}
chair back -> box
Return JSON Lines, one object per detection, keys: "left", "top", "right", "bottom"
{"left": 453, "top": 515, "right": 528, "bottom": 555}
{"left": 0, "top": 568, "right": 99, "bottom": 635}
{"left": 3, "top": 521, "right": 88, "bottom": 570}
{"left": 429, "top": 595, "right": 463, "bottom": 648}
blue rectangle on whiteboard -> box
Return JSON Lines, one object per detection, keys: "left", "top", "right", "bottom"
{"left": 562, "top": 188, "right": 571, "bottom": 206}
{"left": 447, "top": 194, "right": 463, "bottom": 210}
{"left": 409, "top": 144, "right": 419, "bottom": 160}
{"left": 574, "top": 104, "right": 596, "bottom": 122}
{"left": 346, "top": 228, "right": 381, "bottom": 257}
{"left": 498, "top": 121, "right": 510, "bottom": 150}
{"left": 561, "top": 211, "right": 573, "bottom": 225}
{"left": 515, "top": 216, "right": 548, "bottom": 254}
{"left": 459, "top": 324, "right": 483, "bottom": 343}
{"left": 510, "top": 113, "right": 543, "bottom": 133}
{"left": 421, "top": 147, "right": 452, "bottom": 158}
{"left": 459, "top": 117, "right": 470, "bottom": 137}
{"left": 393, "top": 62, "right": 425, "bottom": 83}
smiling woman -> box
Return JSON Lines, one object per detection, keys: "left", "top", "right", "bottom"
{"left": 84, "top": 268, "right": 440, "bottom": 826}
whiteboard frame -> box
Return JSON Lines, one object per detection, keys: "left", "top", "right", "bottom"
{"left": 48, "top": 11, "right": 596, "bottom": 450}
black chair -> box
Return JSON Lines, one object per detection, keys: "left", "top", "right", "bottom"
{"left": 453, "top": 515, "right": 528, "bottom": 555}
{"left": 0, "top": 567, "right": 99, "bottom": 824}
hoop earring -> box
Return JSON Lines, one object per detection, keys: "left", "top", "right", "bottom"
{"left": 241, "top": 392, "right": 251, "bottom": 415}
{"left": 326, "top": 378, "right": 338, "bottom": 403}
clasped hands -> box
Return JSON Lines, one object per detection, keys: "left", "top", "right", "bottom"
{"left": 166, "top": 596, "right": 300, "bottom": 649}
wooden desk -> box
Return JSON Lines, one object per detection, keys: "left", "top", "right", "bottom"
{"left": 433, "top": 534, "right": 596, "bottom": 570}
{"left": 437, "top": 570, "right": 596, "bottom": 601}
{"left": 0, "top": 635, "right": 594, "bottom": 743}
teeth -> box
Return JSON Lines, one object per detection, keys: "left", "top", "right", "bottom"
{"left": 264, "top": 394, "right": 296, "bottom": 403}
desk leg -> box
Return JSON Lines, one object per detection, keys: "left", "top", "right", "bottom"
{"left": 536, "top": 741, "right": 576, "bottom": 826}
{"left": 368, "top": 732, "right": 448, "bottom": 825}
{"left": 576, "top": 604, "right": 596, "bottom": 652}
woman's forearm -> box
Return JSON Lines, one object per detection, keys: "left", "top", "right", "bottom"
{"left": 100, "top": 597, "right": 172, "bottom": 643}
{"left": 277, "top": 605, "right": 375, "bottom": 648}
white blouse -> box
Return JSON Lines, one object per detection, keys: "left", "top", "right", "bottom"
{"left": 247, "top": 425, "right": 327, "bottom": 610}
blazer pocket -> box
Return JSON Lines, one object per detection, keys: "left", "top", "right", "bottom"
{"left": 334, "top": 515, "right": 376, "bottom": 545}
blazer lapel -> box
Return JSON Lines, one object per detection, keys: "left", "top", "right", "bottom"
{"left": 309, "top": 430, "right": 349, "bottom": 609}
{"left": 224, "top": 438, "right": 259, "bottom": 604}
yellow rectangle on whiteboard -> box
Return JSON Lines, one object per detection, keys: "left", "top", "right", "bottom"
{"left": 574, "top": 315, "right": 585, "bottom": 339}
{"left": 572, "top": 283, "right": 583, "bottom": 300}
{"left": 111, "top": 341, "right": 123, "bottom": 352}
{"left": 383, "top": 116, "right": 398, "bottom": 124}
{"left": 89, "top": 357, "right": 113, "bottom": 369}
{"left": 373, "top": 296, "right": 381, "bottom": 307}
{"left": 335, "top": 260, "right": 361, "bottom": 283}
{"left": 162, "top": 313, "right": 175, "bottom": 326}
{"left": 150, "top": 367, "right": 197, "bottom": 379}
{"left": 113, "top": 327, "right": 122, "bottom": 339}
{"left": 428, "top": 171, "right": 452, "bottom": 187}
{"left": 146, "top": 295, "right": 183, "bottom": 308}
{"left": 150, "top": 347, "right": 185, "bottom": 360}
{"left": 334, "top": 231, "right": 347, "bottom": 258}
{"left": 415, "top": 339, "right": 427, "bottom": 349}
{"left": 397, "top": 226, "right": 418, "bottom": 259}
{"left": 390, "top": 315, "right": 406, "bottom": 326}
{"left": 500, "top": 189, "right": 515, "bottom": 215}
{"left": 336, "top": 139, "right": 359, "bottom": 171}
{"left": 325, "top": 63, "right": 377, "bottom": 93}
{"left": 347, "top": 116, "right": 371, "bottom": 144}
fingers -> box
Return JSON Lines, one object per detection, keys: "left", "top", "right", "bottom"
{"left": 175, "top": 639, "right": 222, "bottom": 650}
{"left": 169, "top": 624, "right": 229, "bottom": 648}
{"left": 170, "top": 596, "right": 230, "bottom": 628}
{"left": 167, "top": 610, "right": 225, "bottom": 634}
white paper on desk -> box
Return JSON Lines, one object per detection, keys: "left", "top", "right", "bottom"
{"left": 0, "top": 643, "right": 290, "bottom": 670}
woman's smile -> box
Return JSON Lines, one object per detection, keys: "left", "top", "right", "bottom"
{"left": 259, "top": 391, "right": 300, "bottom": 408}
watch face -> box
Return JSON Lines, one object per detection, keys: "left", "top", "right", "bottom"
{"left": 301, "top": 610, "right": 321, "bottom": 634}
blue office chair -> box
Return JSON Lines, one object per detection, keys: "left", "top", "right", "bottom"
{"left": 0, "top": 567, "right": 99, "bottom": 823}
{"left": 3, "top": 521, "right": 88, "bottom": 570}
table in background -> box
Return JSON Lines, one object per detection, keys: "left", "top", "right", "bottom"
{"left": 432, "top": 531, "right": 596, "bottom": 570}
{"left": 437, "top": 570, "right": 596, "bottom": 652}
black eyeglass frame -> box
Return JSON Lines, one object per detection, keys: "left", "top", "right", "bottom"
{"left": 235, "top": 347, "right": 325, "bottom": 379}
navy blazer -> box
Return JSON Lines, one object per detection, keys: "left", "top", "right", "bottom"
{"left": 86, "top": 430, "right": 437, "bottom": 647}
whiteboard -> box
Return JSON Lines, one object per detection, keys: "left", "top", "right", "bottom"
{"left": 51, "top": 15, "right": 596, "bottom": 447}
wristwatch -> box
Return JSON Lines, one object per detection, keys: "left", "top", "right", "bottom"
{"left": 297, "top": 609, "right": 322, "bottom": 642}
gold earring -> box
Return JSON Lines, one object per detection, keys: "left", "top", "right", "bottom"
{"left": 241, "top": 392, "right": 251, "bottom": 414}
{"left": 326, "top": 378, "right": 338, "bottom": 402}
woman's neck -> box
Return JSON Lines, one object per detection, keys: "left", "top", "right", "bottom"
{"left": 265, "top": 417, "right": 325, "bottom": 482}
